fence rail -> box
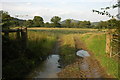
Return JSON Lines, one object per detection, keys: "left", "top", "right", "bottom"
{"left": 2, "top": 27, "right": 27, "bottom": 32}
{"left": 2, "top": 27, "right": 27, "bottom": 50}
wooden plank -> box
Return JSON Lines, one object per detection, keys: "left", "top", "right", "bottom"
{"left": 2, "top": 29, "right": 22, "bottom": 32}
{"left": 112, "top": 39, "right": 120, "bottom": 42}
{"left": 2, "top": 27, "right": 27, "bottom": 33}
{"left": 111, "top": 51, "right": 120, "bottom": 57}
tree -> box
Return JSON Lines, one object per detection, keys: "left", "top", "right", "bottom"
{"left": 64, "top": 19, "right": 71, "bottom": 28}
{"left": 70, "top": 22, "right": 79, "bottom": 28}
{"left": 92, "top": 3, "right": 119, "bottom": 18}
{"left": 10, "top": 20, "right": 19, "bottom": 27}
{"left": 78, "top": 21, "right": 83, "bottom": 28}
{"left": 44, "top": 22, "right": 50, "bottom": 27}
{"left": 78, "top": 21, "right": 91, "bottom": 28}
{"left": 0, "top": 10, "right": 26, "bottom": 28}
{"left": 107, "top": 18, "right": 119, "bottom": 29}
{"left": 0, "top": 10, "right": 12, "bottom": 29}
{"left": 33, "top": 16, "right": 44, "bottom": 27}
{"left": 25, "top": 20, "right": 33, "bottom": 27}
{"left": 84, "top": 21, "right": 91, "bottom": 28}
{"left": 51, "top": 16, "right": 61, "bottom": 27}
{"left": 96, "top": 21, "right": 108, "bottom": 30}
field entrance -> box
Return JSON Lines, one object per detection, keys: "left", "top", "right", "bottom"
{"left": 3, "top": 27, "right": 119, "bottom": 79}
{"left": 26, "top": 28, "right": 118, "bottom": 78}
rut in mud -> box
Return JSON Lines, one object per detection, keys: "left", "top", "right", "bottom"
{"left": 58, "top": 37, "right": 110, "bottom": 78}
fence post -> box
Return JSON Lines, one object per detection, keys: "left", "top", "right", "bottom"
{"left": 21, "top": 27, "right": 27, "bottom": 50}
{"left": 16, "top": 28, "right": 21, "bottom": 40}
{"left": 106, "top": 30, "right": 113, "bottom": 57}
{"left": 4, "top": 31, "right": 9, "bottom": 38}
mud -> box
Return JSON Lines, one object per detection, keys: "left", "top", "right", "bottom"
{"left": 58, "top": 37, "right": 111, "bottom": 78}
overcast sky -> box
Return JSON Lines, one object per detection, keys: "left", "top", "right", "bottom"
{"left": 0, "top": 0, "right": 118, "bottom": 22}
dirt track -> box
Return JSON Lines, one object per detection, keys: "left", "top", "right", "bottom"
{"left": 58, "top": 37, "right": 111, "bottom": 78}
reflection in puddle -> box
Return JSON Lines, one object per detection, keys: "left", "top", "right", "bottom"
{"left": 27, "top": 54, "right": 61, "bottom": 78}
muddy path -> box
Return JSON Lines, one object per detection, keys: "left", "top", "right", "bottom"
{"left": 74, "top": 37, "right": 110, "bottom": 78}
{"left": 58, "top": 37, "right": 110, "bottom": 78}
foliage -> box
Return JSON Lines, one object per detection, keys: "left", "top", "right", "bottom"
{"left": 94, "top": 19, "right": 120, "bottom": 29}
{"left": 61, "top": 19, "right": 91, "bottom": 28}
{"left": 44, "top": 22, "right": 50, "bottom": 27}
{"left": 25, "top": 19, "right": 33, "bottom": 27}
{"left": 33, "top": 16, "right": 44, "bottom": 27}
{"left": 92, "top": 3, "right": 119, "bottom": 18}
{"left": 107, "top": 18, "right": 120, "bottom": 29}
{"left": 51, "top": 16, "right": 61, "bottom": 27}
{"left": 1, "top": 10, "right": 119, "bottom": 29}
{"left": 1, "top": 10, "right": 13, "bottom": 28}
{"left": 62, "top": 19, "right": 72, "bottom": 28}
{"left": 0, "top": 10, "right": 26, "bottom": 28}
{"left": 96, "top": 21, "right": 108, "bottom": 29}
{"left": 78, "top": 21, "right": 91, "bottom": 28}
{"left": 92, "top": 1, "right": 120, "bottom": 30}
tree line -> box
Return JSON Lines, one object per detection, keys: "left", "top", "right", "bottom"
{"left": 1, "top": 10, "right": 120, "bottom": 29}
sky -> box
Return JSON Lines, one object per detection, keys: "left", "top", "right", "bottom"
{"left": 0, "top": 0, "right": 118, "bottom": 22}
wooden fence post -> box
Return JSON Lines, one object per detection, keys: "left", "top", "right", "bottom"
{"left": 16, "top": 28, "right": 21, "bottom": 40}
{"left": 4, "top": 31, "right": 9, "bottom": 38}
{"left": 106, "top": 30, "right": 113, "bottom": 57}
{"left": 2, "top": 27, "right": 28, "bottom": 52}
{"left": 21, "top": 27, "right": 27, "bottom": 49}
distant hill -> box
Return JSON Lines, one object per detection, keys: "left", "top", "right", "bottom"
{"left": 61, "top": 19, "right": 99, "bottom": 26}
{"left": 60, "top": 19, "right": 79, "bottom": 24}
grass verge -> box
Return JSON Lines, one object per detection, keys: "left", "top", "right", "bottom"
{"left": 79, "top": 33, "right": 119, "bottom": 78}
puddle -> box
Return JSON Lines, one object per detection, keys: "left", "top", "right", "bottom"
{"left": 27, "top": 54, "right": 61, "bottom": 78}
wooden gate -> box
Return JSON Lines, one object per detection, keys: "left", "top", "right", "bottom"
{"left": 2, "top": 27, "right": 27, "bottom": 49}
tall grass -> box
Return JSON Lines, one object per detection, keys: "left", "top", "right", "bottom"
{"left": 27, "top": 31, "right": 57, "bottom": 61}
{"left": 28, "top": 27, "right": 104, "bottom": 34}
{"left": 2, "top": 31, "right": 57, "bottom": 79}
{"left": 59, "top": 34, "right": 76, "bottom": 66}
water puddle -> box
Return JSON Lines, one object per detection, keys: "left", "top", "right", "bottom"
{"left": 27, "top": 54, "right": 61, "bottom": 78}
